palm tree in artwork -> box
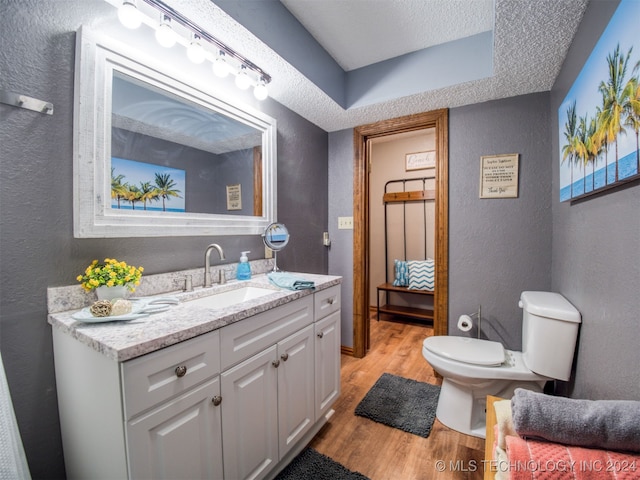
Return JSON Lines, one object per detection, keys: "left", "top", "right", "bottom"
{"left": 561, "top": 101, "right": 579, "bottom": 197}
{"left": 575, "top": 114, "right": 590, "bottom": 192}
{"left": 598, "top": 44, "right": 633, "bottom": 182}
{"left": 585, "top": 115, "right": 601, "bottom": 191}
{"left": 138, "top": 181, "right": 157, "bottom": 211}
{"left": 622, "top": 61, "right": 640, "bottom": 173}
{"left": 154, "top": 172, "right": 182, "bottom": 212}
{"left": 111, "top": 168, "right": 127, "bottom": 209}
{"left": 595, "top": 100, "right": 612, "bottom": 185}
{"left": 125, "top": 184, "right": 142, "bottom": 210}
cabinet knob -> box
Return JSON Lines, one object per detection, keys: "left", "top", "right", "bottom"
{"left": 280, "top": 353, "right": 289, "bottom": 361}
{"left": 272, "top": 359, "right": 280, "bottom": 368}
{"left": 212, "top": 396, "right": 222, "bottom": 406}
{"left": 317, "top": 332, "right": 324, "bottom": 339}
{"left": 175, "top": 365, "right": 187, "bottom": 377}
{"left": 327, "top": 298, "right": 334, "bottom": 305}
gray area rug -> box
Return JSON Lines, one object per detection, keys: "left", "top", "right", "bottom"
{"left": 274, "top": 448, "right": 369, "bottom": 480}
{"left": 354, "top": 372, "right": 440, "bottom": 438}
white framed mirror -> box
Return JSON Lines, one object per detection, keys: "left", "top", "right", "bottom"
{"left": 73, "top": 26, "right": 277, "bottom": 237}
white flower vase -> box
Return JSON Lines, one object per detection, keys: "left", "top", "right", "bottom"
{"left": 95, "top": 285, "right": 128, "bottom": 301}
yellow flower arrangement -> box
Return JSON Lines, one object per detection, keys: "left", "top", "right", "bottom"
{"left": 77, "top": 258, "right": 144, "bottom": 292}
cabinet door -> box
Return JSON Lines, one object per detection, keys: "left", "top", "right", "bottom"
{"left": 221, "top": 346, "right": 278, "bottom": 480}
{"left": 126, "top": 376, "right": 223, "bottom": 480}
{"left": 315, "top": 310, "right": 341, "bottom": 420}
{"left": 277, "top": 324, "right": 315, "bottom": 459}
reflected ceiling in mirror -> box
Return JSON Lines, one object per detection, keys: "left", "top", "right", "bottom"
{"left": 73, "top": 27, "right": 277, "bottom": 237}
{"left": 111, "top": 73, "right": 262, "bottom": 155}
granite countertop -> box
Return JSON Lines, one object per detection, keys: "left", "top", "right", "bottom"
{"left": 48, "top": 273, "right": 341, "bottom": 363}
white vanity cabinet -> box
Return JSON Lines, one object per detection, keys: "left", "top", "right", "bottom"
{"left": 126, "top": 376, "right": 223, "bottom": 479}
{"left": 122, "top": 331, "right": 223, "bottom": 480}
{"left": 313, "top": 285, "right": 341, "bottom": 420}
{"left": 52, "top": 327, "right": 222, "bottom": 480}
{"left": 52, "top": 282, "right": 342, "bottom": 480}
{"left": 220, "top": 296, "right": 315, "bottom": 480}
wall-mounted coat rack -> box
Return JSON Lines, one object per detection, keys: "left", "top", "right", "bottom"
{"left": 376, "top": 176, "right": 436, "bottom": 323}
{"left": 0, "top": 90, "right": 53, "bottom": 115}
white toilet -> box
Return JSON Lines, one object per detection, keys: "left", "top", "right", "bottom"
{"left": 422, "top": 291, "right": 581, "bottom": 438}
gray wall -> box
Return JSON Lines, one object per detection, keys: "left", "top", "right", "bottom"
{"left": 550, "top": 0, "right": 639, "bottom": 400}
{"left": 449, "top": 93, "right": 553, "bottom": 349}
{"left": 328, "top": 129, "right": 355, "bottom": 347}
{"left": 0, "top": 1, "right": 327, "bottom": 477}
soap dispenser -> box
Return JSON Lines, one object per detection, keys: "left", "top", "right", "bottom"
{"left": 236, "top": 251, "right": 251, "bottom": 280}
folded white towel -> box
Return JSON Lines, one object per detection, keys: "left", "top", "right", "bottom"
{"left": 494, "top": 399, "right": 516, "bottom": 451}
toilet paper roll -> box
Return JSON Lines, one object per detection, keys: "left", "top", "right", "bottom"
{"left": 457, "top": 314, "right": 473, "bottom": 332}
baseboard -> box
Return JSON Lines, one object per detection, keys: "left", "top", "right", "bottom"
{"left": 340, "top": 345, "right": 354, "bottom": 356}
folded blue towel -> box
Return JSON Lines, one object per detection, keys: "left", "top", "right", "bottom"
{"left": 267, "top": 272, "right": 315, "bottom": 291}
{"left": 511, "top": 388, "right": 640, "bottom": 453}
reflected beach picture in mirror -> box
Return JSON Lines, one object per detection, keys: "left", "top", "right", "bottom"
{"left": 111, "top": 158, "right": 185, "bottom": 212}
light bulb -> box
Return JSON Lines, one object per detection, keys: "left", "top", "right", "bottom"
{"left": 117, "top": 0, "right": 142, "bottom": 29}
{"left": 155, "top": 15, "right": 176, "bottom": 48}
{"left": 212, "top": 52, "right": 230, "bottom": 78}
{"left": 187, "top": 34, "right": 206, "bottom": 64}
{"left": 235, "top": 66, "right": 252, "bottom": 90}
{"left": 254, "top": 80, "right": 268, "bottom": 100}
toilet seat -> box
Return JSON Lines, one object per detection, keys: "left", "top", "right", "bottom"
{"left": 423, "top": 336, "right": 505, "bottom": 366}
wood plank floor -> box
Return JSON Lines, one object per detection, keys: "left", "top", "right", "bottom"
{"left": 309, "top": 314, "right": 485, "bottom": 480}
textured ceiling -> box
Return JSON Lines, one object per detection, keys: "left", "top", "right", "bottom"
{"left": 164, "top": 0, "right": 589, "bottom": 132}
{"left": 279, "top": 0, "right": 495, "bottom": 71}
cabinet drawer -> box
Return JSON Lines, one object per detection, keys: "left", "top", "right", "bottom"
{"left": 122, "top": 330, "right": 220, "bottom": 419}
{"left": 314, "top": 285, "right": 341, "bottom": 320}
{"left": 220, "top": 296, "right": 313, "bottom": 370}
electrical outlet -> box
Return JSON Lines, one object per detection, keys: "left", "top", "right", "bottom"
{"left": 264, "top": 245, "right": 273, "bottom": 259}
{"left": 338, "top": 216, "right": 354, "bottom": 229}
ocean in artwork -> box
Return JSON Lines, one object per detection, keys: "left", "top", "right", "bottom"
{"left": 560, "top": 150, "right": 639, "bottom": 201}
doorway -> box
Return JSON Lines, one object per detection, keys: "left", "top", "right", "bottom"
{"left": 351, "top": 110, "right": 449, "bottom": 358}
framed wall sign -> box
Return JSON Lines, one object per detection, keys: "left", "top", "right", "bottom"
{"left": 405, "top": 150, "right": 436, "bottom": 171}
{"left": 479, "top": 153, "right": 519, "bottom": 198}
{"left": 226, "top": 184, "right": 242, "bottom": 210}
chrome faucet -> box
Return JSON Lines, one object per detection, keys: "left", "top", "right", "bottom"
{"left": 204, "top": 244, "right": 225, "bottom": 287}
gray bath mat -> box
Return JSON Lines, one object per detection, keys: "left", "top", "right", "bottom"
{"left": 354, "top": 373, "right": 440, "bottom": 438}
{"left": 274, "top": 448, "right": 369, "bottom": 480}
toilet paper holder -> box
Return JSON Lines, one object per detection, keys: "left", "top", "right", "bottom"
{"left": 460, "top": 306, "right": 482, "bottom": 339}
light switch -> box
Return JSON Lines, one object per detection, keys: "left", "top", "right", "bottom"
{"left": 338, "top": 216, "right": 353, "bottom": 229}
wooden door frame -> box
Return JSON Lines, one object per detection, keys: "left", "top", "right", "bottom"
{"left": 352, "top": 109, "right": 449, "bottom": 358}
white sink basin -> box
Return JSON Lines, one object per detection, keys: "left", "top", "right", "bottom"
{"left": 186, "top": 286, "right": 275, "bottom": 310}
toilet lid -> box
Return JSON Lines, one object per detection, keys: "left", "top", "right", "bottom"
{"left": 424, "top": 336, "right": 505, "bottom": 366}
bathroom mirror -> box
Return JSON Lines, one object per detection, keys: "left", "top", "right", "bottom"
{"left": 262, "top": 223, "right": 289, "bottom": 271}
{"left": 73, "top": 27, "right": 277, "bottom": 237}
{"left": 262, "top": 223, "right": 290, "bottom": 251}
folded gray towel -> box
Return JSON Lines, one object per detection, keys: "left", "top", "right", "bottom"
{"left": 511, "top": 388, "right": 640, "bottom": 453}
{"left": 267, "top": 272, "right": 315, "bottom": 291}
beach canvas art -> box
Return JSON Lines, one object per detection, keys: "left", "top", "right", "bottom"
{"left": 110, "top": 157, "right": 185, "bottom": 212}
{"left": 559, "top": 0, "right": 639, "bottom": 202}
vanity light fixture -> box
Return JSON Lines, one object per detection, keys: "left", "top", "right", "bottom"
{"left": 186, "top": 33, "right": 206, "bottom": 64}
{"left": 235, "top": 65, "right": 252, "bottom": 90}
{"left": 254, "top": 78, "right": 269, "bottom": 101}
{"left": 117, "top": 0, "right": 142, "bottom": 29}
{"left": 155, "top": 14, "right": 177, "bottom": 48}
{"left": 212, "top": 51, "right": 230, "bottom": 78}
{"left": 115, "top": 0, "right": 272, "bottom": 99}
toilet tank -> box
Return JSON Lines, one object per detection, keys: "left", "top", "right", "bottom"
{"left": 519, "top": 291, "right": 581, "bottom": 381}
